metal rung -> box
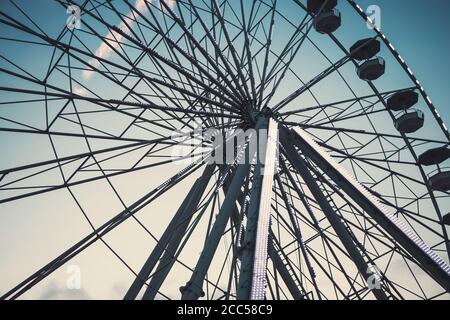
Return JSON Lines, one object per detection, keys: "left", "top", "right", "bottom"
{"left": 289, "top": 127, "right": 450, "bottom": 289}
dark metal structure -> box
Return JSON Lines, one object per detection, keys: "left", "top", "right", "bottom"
{"left": 0, "top": 0, "right": 450, "bottom": 300}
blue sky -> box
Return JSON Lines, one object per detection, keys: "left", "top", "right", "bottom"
{"left": 357, "top": 0, "right": 450, "bottom": 122}
{"left": 1, "top": 0, "right": 450, "bottom": 300}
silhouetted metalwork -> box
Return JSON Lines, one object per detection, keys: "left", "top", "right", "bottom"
{"left": 0, "top": 0, "right": 450, "bottom": 300}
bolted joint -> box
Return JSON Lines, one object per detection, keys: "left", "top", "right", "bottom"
{"left": 180, "top": 281, "right": 205, "bottom": 299}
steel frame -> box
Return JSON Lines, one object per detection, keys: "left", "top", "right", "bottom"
{"left": 0, "top": 0, "right": 449, "bottom": 301}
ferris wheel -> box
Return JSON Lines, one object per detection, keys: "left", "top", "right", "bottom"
{"left": 0, "top": 0, "right": 450, "bottom": 300}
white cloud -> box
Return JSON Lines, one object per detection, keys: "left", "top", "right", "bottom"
{"left": 83, "top": 0, "right": 176, "bottom": 81}
{"left": 73, "top": 84, "right": 87, "bottom": 96}
{"left": 161, "top": 0, "right": 175, "bottom": 10}
{"left": 38, "top": 282, "right": 91, "bottom": 300}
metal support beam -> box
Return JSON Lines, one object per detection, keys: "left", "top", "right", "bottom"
{"left": 124, "top": 165, "right": 214, "bottom": 300}
{"left": 284, "top": 125, "right": 450, "bottom": 293}
{"left": 280, "top": 127, "right": 389, "bottom": 300}
{"left": 237, "top": 119, "right": 278, "bottom": 300}
{"left": 223, "top": 169, "right": 305, "bottom": 300}
{"left": 275, "top": 174, "right": 321, "bottom": 298}
{"left": 1, "top": 161, "right": 203, "bottom": 300}
{"left": 141, "top": 165, "right": 215, "bottom": 300}
{"left": 268, "top": 237, "right": 306, "bottom": 300}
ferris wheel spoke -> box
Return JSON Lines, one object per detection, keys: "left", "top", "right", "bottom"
{"left": 273, "top": 56, "right": 351, "bottom": 113}
{"left": 310, "top": 106, "right": 385, "bottom": 127}
{"left": 0, "top": 79, "right": 237, "bottom": 134}
{"left": 274, "top": 174, "right": 321, "bottom": 297}
{"left": 3, "top": 57, "right": 186, "bottom": 133}
{"left": 0, "top": 82, "right": 174, "bottom": 134}
{"left": 278, "top": 160, "right": 364, "bottom": 298}
{"left": 0, "top": 160, "right": 205, "bottom": 300}
{"left": 210, "top": 0, "right": 251, "bottom": 99}
{"left": 281, "top": 134, "right": 389, "bottom": 300}
{"left": 0, "top": 122, "right": 225, "bottom": 204}
{"left": 311, "top": 172, "right": 410, "bottom": 261}
{"left": 280, "top": 87, "right": 417, "bottom": 119}
{"left": 157, "top": 0, "right": 246, "bottom": 103}
{"left": 242, "top": 20, "right": 314, "bottom": 108}
{"left": 284, "top": 125, "right": 450, "bottom": 292}
{"left": 63, "top": 14, "right": 212, "bottom": 125}
{"left": 281, "top": 160, "right": 402, "bottom": 299}
{"left": 0, "top": 138, "right": 156, "bottom": 177}
{"left": 0, "top": 147, "right": 181, "bottom": 204}
{"left": 268, "top": 235, "right": 308, "bottom": 299}
{"left": 254, "top": 0, "right": 276, "bottom": 109}
{"left": 238, "top": 0, "right": 259, "bottom": 102}
{"left": 186, "top": 0, "right": 248, "bottom": 100}
{"left": 284, "top": 154, "right": 414, "bottom": 299}
{"left": 287, "top": 121, "right": 450, "bottom": 147}
{"left": 272, "top": 186, "right": 318, "bottom": 242}
{"left": 269, "top": 207, "right": 321, "bottom": 299}
{"left": 153, "top": 3, "right": 221, "bottom": 100}
{"left": 317, "top": 141, "right": 427, "bottom": 183}
{"left": 320, "top": 148, "right": 424, "bottom": 226}
{"left": 0, "top": 12, "right": 241, "bottom": 113}
{"left": 123, "top": 165, "right": 215, "bottom": 300}
{"left": 240, "top": 1, "right": 287, "bottom": 104}
{"left": 303, "top": 92, "right": 391, "bottom": 126}
{"left": 132, "top": 62, "right": 240, "bottom": 129}
{"left": 117, "top": 0, "right": 244, "bottom": 106}
{"left": 0, "top": 126, "right": 153, "bottom": 143}
{"left": 273, "top": 35, "right": 380, "bottom": 113}
{"left": 299, "top": 230, "right": 368, "bottom": 299}
{"left": 1, "top": 0, "right": 449, "bottom": 300}
{"left": 299, "top": 179, "right": 404, "bottom": 300}
{"left": 132, "top": 12, "right": 219, "bottom": 108}
{"left": 359, "top": 185, "right": 449, "bottom": 242}
{"left": 262, "top": 10, "right": 309, "bottom": 82}
{"left": 301, "top": 244, "right": 351, "bottom": 299}
{"left": 262, "top": 14, "right": 314, "bottom": 108}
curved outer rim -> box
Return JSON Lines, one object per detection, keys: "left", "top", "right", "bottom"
{"left": 344, "top": 0, "right": 450, "bottom": 260}
{"left": 347, "top": 0, "right": 450, "bottom": 143}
